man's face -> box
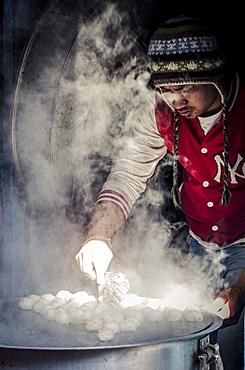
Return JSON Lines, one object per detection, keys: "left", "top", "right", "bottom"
{"left": 157, "top": 84, "right": 222, "bottom": 119}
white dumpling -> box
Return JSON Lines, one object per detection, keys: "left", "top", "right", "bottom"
{"left": 100, "top": 312, "right": 113, "bottom": 323}
{"left": 184, "top": 308, "right": 203, "bottom": 322}
{"left": 42, "top": 308, "right": 57, "bottom": 321}
{"left": 102, "top": 310, "right": 124, "bottom": 324}
{"left": 51, "top": 298, "right": 66, "bottom": 308}
{"left": 61, "top": 302, "right": 79, "bottom": 311}
{"left": 73, "top": 291, "right": 89, "bottom": 304}
{"left": 68, "top": 297, "right": 84, "bottom": 307}
{"left": 67, "top": 308, "right": 87, "bottom": 324}
{"left": 28, "top": 295, "right": 40, "bottom": 302}
{"left": 93, "top": 304, "right": 109, "bottom": 316}
{"left": 123, "top": 307, "right": 135, "bottom": 316}
{"left": 85, "top": 318, "right": 103, "bottom": 331}
{"left": 32, "top": 298, "right": 50, "bottom": 313}
{"left": 55, "top": 311, "right": 69, "bottom": 324}
{"left": 97, "top": 329, "right": 114, "bottom": 342}
{"left": 124, "top": 308, "right": 144, "bottom": 323}
{"left": 81, "top": 301, "right": 98, "bottom": 311}
{"left": 86, "top": 295, "right": 97, "bottom": 303}
{"left": 40, "top": 304, "right": 54, "bottom": 315}
{"left": 163, "top": 307, "right": 183, "bottom": 322}
{"left": 102, "top": 322, "right": 120, "bottom": 334}
{"left": 32, "top": 301, "right": 44, "bottom": 313}
{"left": 41, "top": 294, "right": 55, "bottom": 302}
{"left": 120, "top": 318, "right": 141, "bottom": 332}
{"left": 147, "top": 308, "right": 163, "bottom": 322}
{"left": 18, "top": 297, "right": 35, "bottom": 310}
{"left": 56, "top": 290, "right": 74, "bottom": 301}
{"left": 129, "top": 304, "right": 145, "bottom": 311}
{"left": 142, "top": 307, "right": 154, "bottom": 318}
{"left": 111, "top": 312, "right": 125, "bottom": 324}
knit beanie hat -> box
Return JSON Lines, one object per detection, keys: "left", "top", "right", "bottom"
{"left": 148, "top": 16, "right": 230, "bottom": 102}
{"left": 148, "top": 17, "right": 231, "bottom": 207}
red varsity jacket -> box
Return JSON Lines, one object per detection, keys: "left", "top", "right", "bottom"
{"left": 156, "top": 76, "right": 245, "bottom": 246}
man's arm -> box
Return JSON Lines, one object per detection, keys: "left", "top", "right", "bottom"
{"left": 86, "top": 202, "right": 125, "bottom": 239}
{"left": 76, "top": 92, "right": 167, "bottom": 284}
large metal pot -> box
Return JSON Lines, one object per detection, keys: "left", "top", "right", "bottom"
{"left": 0, "top": 298, "right": 222, "bottom": 369}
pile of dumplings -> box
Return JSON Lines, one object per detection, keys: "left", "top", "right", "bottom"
{"left": 18, "top": 290, "right": 204, "bottom": 342}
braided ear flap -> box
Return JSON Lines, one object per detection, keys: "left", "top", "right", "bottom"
{"left": 171, "top": 110, "right": 181, "bottom": 208}
{"left": 171, "top": 106, "right": 231, "bottom": 208}
{"left": 221, "top": 104, "right": 231, "bottom": 207}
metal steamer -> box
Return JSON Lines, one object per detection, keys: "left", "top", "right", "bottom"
{"left": 0, "top": 298, "right": 223, "bottom": 369}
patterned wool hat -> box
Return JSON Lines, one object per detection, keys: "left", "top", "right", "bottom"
{"left": 148, "top": 17, "right": 231, "bottom": 208}
{"left": 148, "top": 16, "right": 230, "bottom": 103}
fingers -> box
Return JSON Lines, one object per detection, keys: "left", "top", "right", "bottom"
{"left": 217, "top": 302, "right": 230, "bottom": 320}
{"left": 94, "top": 247, "right": 113, "bottom": 285}
{"left": 207, "top": 297, "right": 227, "bottom": 312}
{"left": 76, "top": 240, "right": 113, "bottom": 284}
{"left": 75, "top": 246, "right": 96, "bottom": 281}
{"left": 203, "top": 297, "right": 230, "bottom": 320}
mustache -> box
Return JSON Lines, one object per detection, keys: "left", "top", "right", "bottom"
{"left": 176, "top": 107, "right": 194, "bottom": 112}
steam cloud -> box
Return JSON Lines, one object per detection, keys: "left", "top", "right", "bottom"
{"left": 13, "top": 2, "right": 226, "bottom": 307}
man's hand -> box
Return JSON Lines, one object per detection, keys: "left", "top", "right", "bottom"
{"left": 75, "top": 202, "right": 124, "bottom": 284}
{"left": 76, "top": 240, "right": 113, "bottom": 285}
{"left": 217, "top": 284, "right": 245, "bottom": 328}
{"left": 206, "top": 268, "right": 245, "bottom": 328}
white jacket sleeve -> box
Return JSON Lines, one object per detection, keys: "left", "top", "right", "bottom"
{"left": 97, "top": 93, "right": 167, "bottom": 220}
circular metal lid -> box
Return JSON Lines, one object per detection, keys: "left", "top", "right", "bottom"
{"left": 0, "top": 298, "right": 222, "bottom": 350}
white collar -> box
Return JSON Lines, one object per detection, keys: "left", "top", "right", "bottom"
{"left": 198, "top": 109, "right": 223, "bottom": 135}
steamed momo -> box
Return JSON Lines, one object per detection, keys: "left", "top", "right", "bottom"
{"left": 147, "top": 308, "right": 163, "bottom": 322}
{"left": 32, "top": 298, "right": 50, "bottom": 313}
{"left": 55, "top": 311, "right": 69, "bottom": 324}
{"left": 184, "top": 308, "right": 203, "bottom": 322}
{"left": 163, "top": 307, "right": 182, "bottom": 321}
{"left": 73, "top": 291, "right": 89, "bottom": 303}
{"left": 85, "top": 318, "right": 103, "bottom": 331}
{"left": 60, "top": 302, "right": 79, "bottom": 311}
{"left": 28, "top": 295, "right": 40, "bottom": 302}
{"left": 124, "top": 308, "right": 144, "bottom": 323}
{"left": 102, "top": 322, "right": 120, "bottom": 334}
{"left": 18, "top": 297, "right": 35, "bottom": 310}
{"left": 120, "top": 318, "right": 141, "bottom": 332}
{"left": 42, "top": 308, "right": 57, "bottom": 321}
{"left": 67, "top": 308, "right": 86, "bottom": 324}
{"left": 19, "top": 291, "right": 190, "bottom": 343}
{"left": 40, "top": 304, "right": 54, "bottom": 315}
{"left": 102, "top": 310, "right": 124, "bottom": 324}
{"left": 142, "top": 307, "right": 154, "bottom": 318}
{"left": 97, "top": 329, "right": 114, "bottom": 342}
{"left": 56, "top": 290, "right": 73, "bottom": 301}
{"left": 51, "top": 298, "right": 66, "bottom": 308}
{"left": 41, "top": 294, "right": 55, "bottom": 302}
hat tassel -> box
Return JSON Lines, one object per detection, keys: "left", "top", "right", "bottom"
{"left": 171, "top": 110, "right": 181, "bottom": 209}
{"left": 221, "top": 186, "right": 231, "bottom": 207}
{"left": 171, "top": 185, "right": 180, "bottom": 209}
{"left": 220, "top": 104, "right": 231, "bottom": 207}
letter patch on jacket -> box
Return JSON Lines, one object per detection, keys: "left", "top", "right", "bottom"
{"left": 214, "top": 152, "right": 245, "bottom": 184}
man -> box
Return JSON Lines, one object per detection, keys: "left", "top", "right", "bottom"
{"left": 76, "top": 17, "right": 245, "bottom": 369}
